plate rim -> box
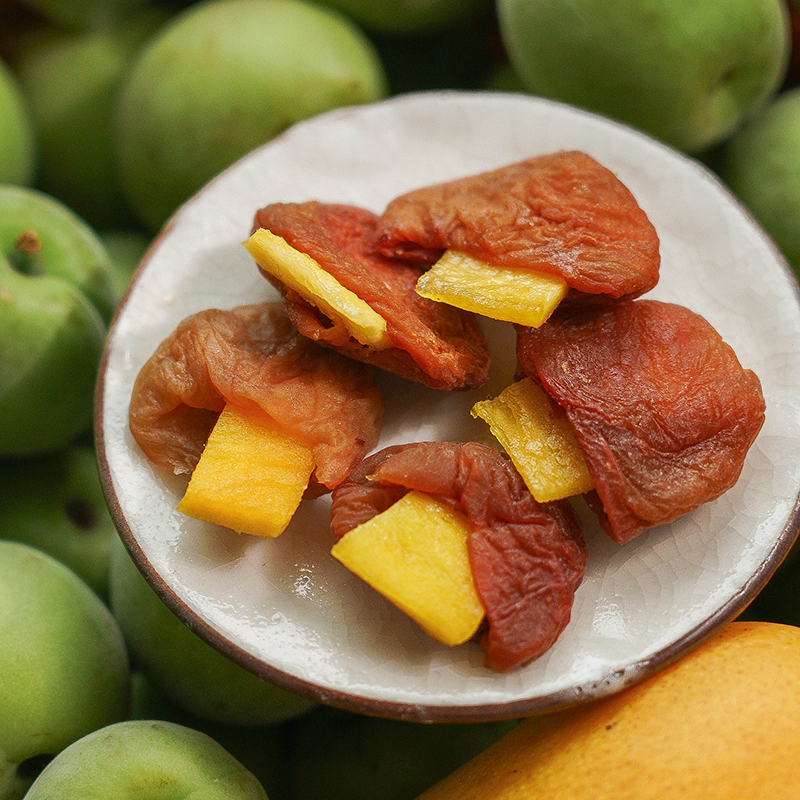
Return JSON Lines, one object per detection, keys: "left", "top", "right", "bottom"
{"left": 95, "top": 89, "right": 800, "bottom": 722}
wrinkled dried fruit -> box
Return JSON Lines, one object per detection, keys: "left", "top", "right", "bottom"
{"left": 517, "top": 299, "right": 766, "bottom": 543}
{"left": 129, "top": 302, "right": 383, "bottom": 492}
{"left": 376, "top": 150, "right": 660, "bottom": 303}
{"left": 251, "top": 201, "right": 490, "bottom": 390}
{"left": 330, "top": 441, "right": 587, "bottom": 672}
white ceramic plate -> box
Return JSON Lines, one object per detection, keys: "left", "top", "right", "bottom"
{"left": 97, "top": 91, "right": 800, "bottom": 721}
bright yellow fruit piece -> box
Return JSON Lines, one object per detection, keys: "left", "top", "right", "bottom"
{"left": 415, "top": 250, "right": 568, "bottom": 328}
{"left": 177, "top": 403, "right": 315, "bottom": 538}
{"left": 471, "top": 377, "right": 593, "bottom": 503}
{"left": 243, "top": 228, "right": 391, "bottom": 349}
{"left": 331, "top": 490, "right": 484, "bottom": 647}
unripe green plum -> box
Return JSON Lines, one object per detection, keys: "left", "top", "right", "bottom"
{"left": 497, "top": 0, "right": 791, "bottom": 154}
{"left": 0, "top": 542, "right": 130, "bottom": 800}
{"left": 114, "top": 0, "right": 389, "bottom": 231}
{"left": 23, "top": 720, "right": 269, "bottom": 800}
{"left": 0, "top": 185, "right": 116, "bottom": 456}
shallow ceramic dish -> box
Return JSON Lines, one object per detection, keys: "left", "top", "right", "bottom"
{"left": 97, "top": 91, "right": 800, "bottom": 721}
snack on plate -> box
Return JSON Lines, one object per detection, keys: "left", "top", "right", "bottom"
{"left": 126, "top": 149, "right": 766, "bottom": 672}
{"left": 515, "top": 299, "right": 766, "bottom": 544}
{"left": 245, "top": 202, "right": 490, "bottom": 391}
{"left": 128, "top": 303, "right": 384, "bottom": 499}
{"left": 330, "top": 441, "right": 587, "bottom": 672}
{"left": 375, "top": 150, "right": 660, "bottom": 315}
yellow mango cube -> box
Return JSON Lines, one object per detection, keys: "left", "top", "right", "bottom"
{"left": 415, "top": 250, "right": 568, "bottom": 328}
{"left": 331, "top": 490, "right": 484, "bottom": 647}
{"left": 177, "top": 403, "right": 315, "bottom": 538}
{"left": 471, "top": 378, "right": 594, "bottom": 503}
{"left": 243, "top": 228, "right": 391, "bottom": 349}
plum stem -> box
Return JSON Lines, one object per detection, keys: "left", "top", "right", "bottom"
{"left": 8, "top": 230, "right": 43, "bottom": 275}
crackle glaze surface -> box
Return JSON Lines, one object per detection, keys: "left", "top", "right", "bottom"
{"left": 97, "top": 92, "right": 800, "bottom": 721}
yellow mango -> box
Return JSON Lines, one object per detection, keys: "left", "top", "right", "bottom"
{"left": 415, "top": 250, "right": 568, "bottom": 328}
{"left": 471, "top": 377, "right": 593, "bottom": 502}
{"left": 177, "top": 403, "right": 314, "bottom": 538}
{"left": 243, "top": 227, "right": 391, "bottom": 349}
{"left": 331, "top": 490, "right": 484, "bottom": 647}
{"left": 415, "top": 621, "right": 800, "bottom": 800}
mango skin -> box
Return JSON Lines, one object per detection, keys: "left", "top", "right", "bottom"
{"left": 416, "top": 621, "right": 800, "bottom": 800}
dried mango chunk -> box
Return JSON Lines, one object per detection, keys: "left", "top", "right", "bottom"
{"left": 471, "top": 378, "right": 593, "bottom": 503}
{"left": 331, "top": 490, "right": 484, "bottom": 647}
{"left": 243, "top": 227, "right": 391, "bottom": 349}
{"left": 177, "top": 403, "right": 315, "bottom": 538}
{"left": 416, "top": 250, "right": 567, "bottom": 328}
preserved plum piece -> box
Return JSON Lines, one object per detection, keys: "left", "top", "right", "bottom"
{"left": 250, "top": 201, "right": 490, "bottom": 390}
{"left": 129, "top": 302, "right": 383, "bottom": 492}
{"left": 375, "top": 150, "right": 660, "bottom": 303}
{"left": 516, "top": 299, "right": 766, "bottom": 544}
{"left": 330, "top": 441, "right": 587, "bottom": 672}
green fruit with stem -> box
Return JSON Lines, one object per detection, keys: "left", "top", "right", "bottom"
{"left": 497, "top": 0, "right": 792, "bottom": 153}
{"left": 0, "top": 184, "right": 116, "bottom": 457}
{"left": 114, "top": 0, "right": 389, "bottom": 231}
{"left": 0, "top": 542, "right": 130, "bottom": 800}
{"left": 0, "top": 443, "right": 116, "bottom": 600}
{"left": 23, "top": 720, "right": 269, "bottom": 800}
{"left": 109, "top": 537, "right": 316, "bottom": 727}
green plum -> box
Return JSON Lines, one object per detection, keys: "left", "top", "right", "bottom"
{"left": 0, "top": 542, "right": 130, "bottom": 800}
{"left": 716, "top": 87, "right": 800, "bottom": 273}
{"left": 0, "top": 185, "right": 116, "bottom": 457}
{"left": 315, "top": 0, "right": 489, "bottom": 35}
{"left": 109, "top": 537, "right": 316, "bottom": 727}
{"left": 14, "top": 10, "right": 168, "bottom": 230}
{"left": 114, "top": 0, "right": 389, "bottom": 231}
{"left": 286, "top": 705, "right": 518, "bottom": 800}
{"left": 497, "top": 0, "right": 792, "bottom": 154}
{"left": 0, "top": 443, "right": 115, "bottom": 599}
{"left": 23, "top": 720, "right": 268, "bottom": 800}
{"left": 0, "top": 59, "right": 35, "bottom": 186}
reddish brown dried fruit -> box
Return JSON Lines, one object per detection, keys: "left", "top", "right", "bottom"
{"left": 252, "top": 202, "right": 490, "bottom": 390}
{"left": 330, "top": 441, "right": 587, "bottom": 672}
{"left": 516, "top": 299, "right": 766, "bottom": 544}
{"left": 129, "top": 303, "right": 383, "bottom": 492}
{"left": 375, "top": 150, "right": 660, "bottom": 302}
